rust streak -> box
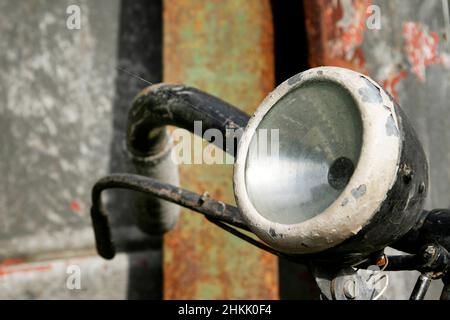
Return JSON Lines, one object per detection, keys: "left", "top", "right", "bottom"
{"left": 0, "top": 264, "right": 52, "bottom": 277}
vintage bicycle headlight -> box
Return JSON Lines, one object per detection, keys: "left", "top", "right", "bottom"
{"left": 234, "top": 67, "right": 428, "bottom": 259}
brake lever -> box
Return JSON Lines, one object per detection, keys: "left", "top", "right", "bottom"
{"left": 90, "top": 173, "right": 249, "bottom": 259}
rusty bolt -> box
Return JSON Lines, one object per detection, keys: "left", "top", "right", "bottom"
{"left": 376, "top": 255, "right": 387, "bottom": 268}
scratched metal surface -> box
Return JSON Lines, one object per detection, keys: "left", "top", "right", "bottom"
{"left": 0, "top": 0, "right": 164, "bottom": 298}
{"left": 304, "top": 0, "right": 450, "bottom": 299}
{"left": 163, "top": 0, "right": 278, "bottom": 299}
{"left": 0, "top": 0, "right": 115, "bottom": 257}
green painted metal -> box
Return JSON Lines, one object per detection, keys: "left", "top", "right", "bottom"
{"left": 163, "top": 0, "right": 278, "bottom": 299}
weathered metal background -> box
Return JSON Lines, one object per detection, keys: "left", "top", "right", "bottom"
{"left": 0, "top": 0, "right": 164, "bottom": 298}
{"left": 163, "top": 0, "right": 278, "bottom": 299}
{"left": 0, "top": 250, "right": 161, "bottom": 299}
{"left": 2, "top": 0, "right": 449, "bottom": 300}
{"left": 304, "top": 0, "right": 450, "bottom": 299}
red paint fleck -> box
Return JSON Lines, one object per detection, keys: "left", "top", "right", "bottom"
{"left": 0, "top": 258, "right": 25, "bottom": 267}
{"left": 382, "top": 70, "right": 408, "bottom": 100}
{"left": 70, "top": 200, "right": 81, "bottom": 213}
{"left": 403, "top": 22, "right": 441, "bottom": 82}
{"left": 0, "top": 264, "right": 52, "bottom": 277}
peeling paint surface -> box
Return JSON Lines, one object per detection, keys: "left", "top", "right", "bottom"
{"left": 304, "top": 0, "right": 449, "bottom": 299}
{"left": 386, "top": 114, "right": 399, "bottom": 137}
{"left": 163, "top": 0, "right": 277, "bottom": 299}
{"left": 351, "top": 184, "right": 367, "bottom": 199}
{"left": 305, "top": 0, "right": 371, "bottom": 72}
{"left": 358, "top": 77, "right": 382, "bottom": 103}
{"left": 381, "top": 70, "right": 408, "bottom": 100}
{"left": 403, "top": 22, "right": 444, "bottom": 81}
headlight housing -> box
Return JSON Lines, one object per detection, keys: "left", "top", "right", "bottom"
{"left": 234, "top": 67, "right": 428, "bottom": 259}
